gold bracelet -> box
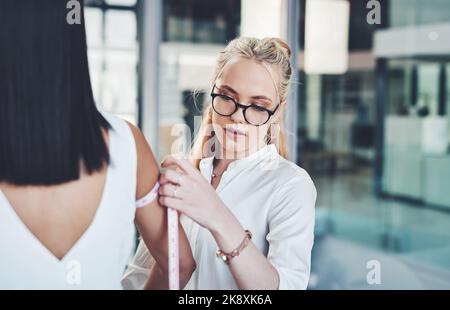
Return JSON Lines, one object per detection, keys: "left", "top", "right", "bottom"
{"left": 216, "top": 230, "right": 253, "bottom": 265}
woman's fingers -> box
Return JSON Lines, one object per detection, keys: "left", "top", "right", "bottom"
{"left": 158, "top": 195, "right": 183, "bottom": 212}
{"left": 160, "top": 169, "right": 184, "bottom": 186}
{"left": 161, "top": 154, "right": 196, "bottom": 175}
{"left": 159, "top": 183, "right": 183, "bottom": 199}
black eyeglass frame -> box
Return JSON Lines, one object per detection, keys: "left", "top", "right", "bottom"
{"left": 210, "top": 84, "right": 280, "bottom": 126}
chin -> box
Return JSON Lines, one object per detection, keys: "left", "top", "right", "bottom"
{"left": 220, "top": 136, "right": 249, "bottom": 158}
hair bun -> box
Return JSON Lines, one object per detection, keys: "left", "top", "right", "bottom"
{"left": 270, "top": 37, "right": 292, "bottom": 58}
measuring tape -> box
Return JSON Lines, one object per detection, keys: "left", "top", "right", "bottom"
{"left": 136, "top": 182, "right": 180, "bottom": 289}
{"left": 167, "top": 208, "right": 179, "bottom": 290}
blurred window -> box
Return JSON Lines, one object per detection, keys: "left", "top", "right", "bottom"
{"left": 390, "top": 0, "right": 450, "bottom": 28}
{"left": 85, "top": 0, "right": 140, "bottom": 125}
{"left": 162, "top": 0, "right": 240, "bottom": 44}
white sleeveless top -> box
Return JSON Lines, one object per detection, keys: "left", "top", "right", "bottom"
{"left": 0, "top": 111, "right": 138, "bottom": 289}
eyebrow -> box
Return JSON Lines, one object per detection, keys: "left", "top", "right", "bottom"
{"left": 217, "top": 84, "right": 273, "bottom": 103}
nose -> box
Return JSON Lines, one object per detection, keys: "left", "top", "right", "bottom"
{"left": 230, "top": 104, "right": 246, "bottom": 124}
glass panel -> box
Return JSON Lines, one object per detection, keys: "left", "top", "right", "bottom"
{"left": 447, "top": 65, "right": 450, "bottom": 126}
{"left": 162, "top": 0, "right": 240, "bottom": 44}
{"left": 390, "top": 0, "right": 450, "bottom": 28}
{"left": 303, "top": 0, "right": 450, "bottom": 289}
{"left": 85, "top": 5, "right": 139, "bottom": 125}
{"left": 105, "top": 10, "right": 137, "bottom": 49}
{"left": 102, "top": 50, "right": 138, "bottom": 123}
{"left": 417, "top": 64, "right": 440, "bottom": 116}
{"left": 105, "top": 0, "right": 137, "bottom": 6}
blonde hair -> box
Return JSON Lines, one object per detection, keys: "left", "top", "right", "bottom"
{"left": 191, "top": 37, "right": 293, "bottom": 168}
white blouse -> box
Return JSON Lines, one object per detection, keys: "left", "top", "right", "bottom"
{"left": 122, "top": 144, "right": 317, "bottom": 290}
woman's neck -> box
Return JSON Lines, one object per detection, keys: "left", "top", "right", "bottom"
{"left": 212, "top": 157, "right": 234, "bottom": 174}
{"left": 213, "top": 142, "right": 268, "bottom": 174}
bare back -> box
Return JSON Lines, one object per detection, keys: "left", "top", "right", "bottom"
{"left": 0, "top": 129, "right": 110, "bottom": 260}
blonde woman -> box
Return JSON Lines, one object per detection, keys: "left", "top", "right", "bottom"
{"left": 123, "top": 37, "right": 316, "bottom": 290}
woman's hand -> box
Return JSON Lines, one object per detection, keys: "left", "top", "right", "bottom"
{"left": 159, "top": 155, "right": 225, "bottom": 233}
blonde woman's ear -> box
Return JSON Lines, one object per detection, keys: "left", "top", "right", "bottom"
{"left": 272, "top": 101, "right": 287, "bottom": 121}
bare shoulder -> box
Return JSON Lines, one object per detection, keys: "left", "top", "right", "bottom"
{"left": 125, "top": 121, "right": 147, "bottom": 150}
{"left": 125, "top": 121, "right": 159, "bottom": 199}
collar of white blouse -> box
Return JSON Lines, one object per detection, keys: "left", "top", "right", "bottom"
{"left": 199, "top": 144, "right": 279, "bottom": 187}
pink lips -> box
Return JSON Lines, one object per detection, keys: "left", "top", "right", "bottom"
{"left": 224, "top": 127, "right": 247, "bottom": 137}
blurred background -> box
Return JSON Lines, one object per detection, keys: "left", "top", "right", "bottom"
{"left": 83, "top": 0, "right": 450, "bottom": 289}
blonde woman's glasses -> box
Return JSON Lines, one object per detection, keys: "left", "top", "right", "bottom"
{"left": 210, "top": 84, "right": 279, "bottom": 126}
